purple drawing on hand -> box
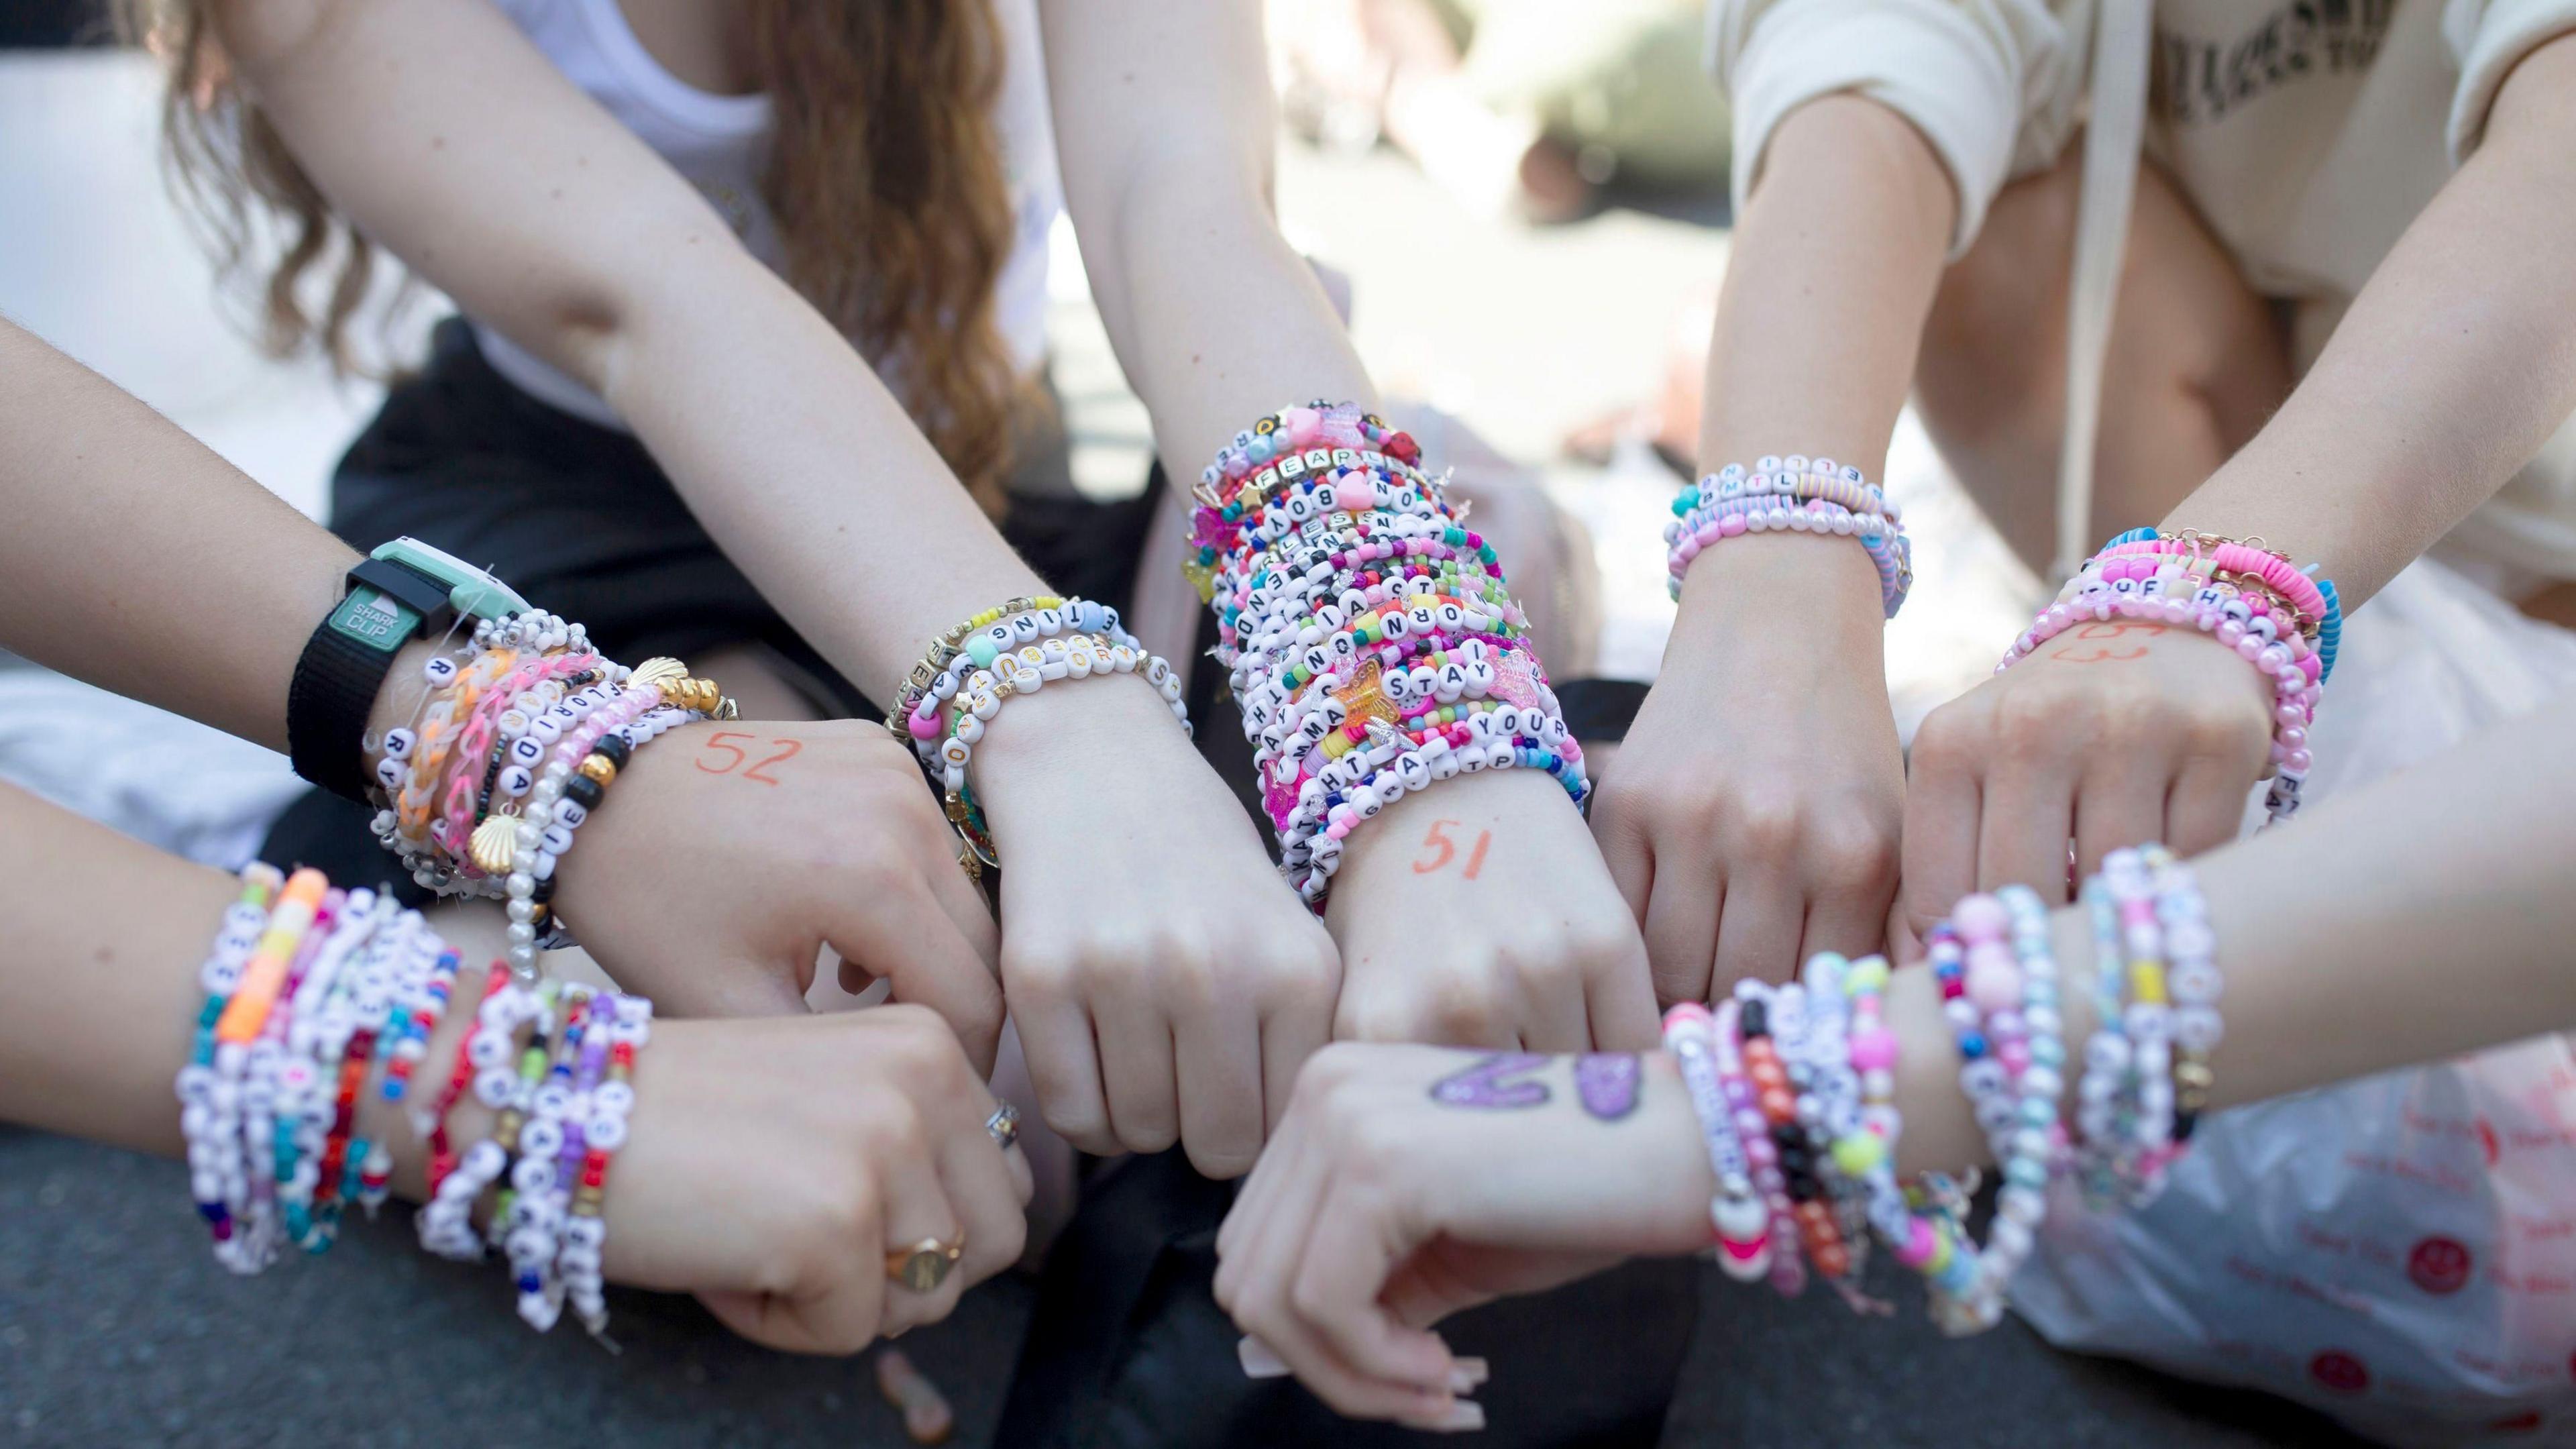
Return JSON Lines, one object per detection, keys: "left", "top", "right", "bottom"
{"left": 1574, "top": 1054, "right": 1641, "bottom": 1122}
{"left": 1429, "top": 1053, "right": 1552, "bottom": 1110}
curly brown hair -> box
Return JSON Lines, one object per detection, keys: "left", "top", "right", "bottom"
{"left": 120, "top": 0, "right": 1021, "bottom": 510}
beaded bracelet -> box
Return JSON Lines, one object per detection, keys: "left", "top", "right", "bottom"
{"left": 174, "top": 868, "right": 647, "bottom": 1322}
{"left": 894, "top": 598, "right": 1189, "bottom": 878}
{"left": 1666, "top": 456, "right": 1913, "bottom": 616}
{"left": 2002, "top": 541, "right": 2324, "bottom": 824}
{"left": 1664, "top": 855, "right": 2224, "bottom": 1339}
{"left": 1662, "top": 1002, "right": 1772, "bottom": 1283}
{"left": 1195, "top": 401, "right": 1585, "bottom": 906}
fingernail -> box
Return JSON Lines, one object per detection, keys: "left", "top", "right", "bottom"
{"left": 1432, "top": 1399, "right": 1486, "bottom": 1433}
{"left": 1448, "top": 1358, "right": 1490, "bottom": 1393}
{"left": 1238, "top": 1336, "right": 1290, "bottom": 1379}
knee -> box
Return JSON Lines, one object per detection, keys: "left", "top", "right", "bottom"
{"left": 1918, "top": 199, "right": 2074, "bottom": 457}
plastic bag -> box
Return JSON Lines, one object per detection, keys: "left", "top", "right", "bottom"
{"left": 2008, "top": 556, "right": 2576, "bottom": 1447}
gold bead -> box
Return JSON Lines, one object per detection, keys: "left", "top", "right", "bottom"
{"left": 627, "top": 656, "right": 688, "bottom": 692}
{"left": 579, "top": 754, "right": 618, "bottom": 786}
{"left": 2174, "top": 1061, "right": 2216, "bottom": 1091}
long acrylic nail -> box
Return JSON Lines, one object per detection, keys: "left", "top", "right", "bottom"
{"left": 1238, "top": 1335, "right": 1291, "bottom": 1379}
{"left": 1430, "top": 1399, "right": 1487, "bottom": 1433}
{"left": 1448, "top": 1358, "right": 1491, "bottom": 1393}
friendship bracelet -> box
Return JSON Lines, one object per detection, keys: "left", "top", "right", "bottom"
{"left": 1665, "top": 457, "right": 1914, "bottom": 616}
{"left": 176, "top": 867, "right": 656, "bottom": 1340}
{"left": 894, "top": 598, "right": 1189, "bottom": 879}
{"left": 2003, "top": 541, "right": 2325, "bottom": 824}
{"left": 1662, "top": 1003, "right": 1772, "bottom": 1283}
{"left": 1664, "top": 855, "right": 2225, "bottom": 1339}
{"left": 1196, "top": 401, "right": 1585, "bottom": 906}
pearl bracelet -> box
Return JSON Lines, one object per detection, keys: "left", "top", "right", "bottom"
{"left": 1665, "top": 457, "right": 1914, "bottom": 616}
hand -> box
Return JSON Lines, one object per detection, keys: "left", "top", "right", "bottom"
{"left": 1214, "top": 1043, "right": 1709, "bottom": 1430}
{"left": 557, "top": 719, "right": 1004, "bottom": 1067}
{"left": 1592, "top": 538, "right": 1902, "bottom": 1002}
{"left": 598, "top": 1004, "right": 1032, "bottom": 1351}
{"left": 1901, "top": 617, "right": 2273, "bottom": 936}
{"left": 977, "top": 678, "right": 1340, "bottom": 1179}
{"left": 1326, "top": 769, "right": 1659, "bottom": 1053}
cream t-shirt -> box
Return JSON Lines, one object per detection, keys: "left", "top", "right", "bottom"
{"left": 1711, "top": 0, "right": 2576, "bottom": 579}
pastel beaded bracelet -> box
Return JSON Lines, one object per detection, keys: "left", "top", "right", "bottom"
{"left": 1665, "top": 456, "right": 1913, "bottom": 616}
{"left": 1660, "top": 854, "right": 2225, "bottom": 1338}
{"left": 2000, "top": 550, "right": 2324, "bottom": 824}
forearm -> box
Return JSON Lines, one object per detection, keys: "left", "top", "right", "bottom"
{"left": 1045, "top": 0, "right": 1375, "bottom": 481}
{"left": 1477, "top": 688, "right": 2576, "bottom": 1246}
{"left": 2165, "top": 36, "right": 2576, "bottom": 607}
{"left": 0, "top": 319, "right": 356, "bottom": 751}
{"left": 1676, "top": 95, "right": 1957, "bottom": 639}
{"left": 1893, "top": 688, "right": 2576, "bottom": 1171}
{"left": 596, "top": 258, "right": 1054, "bottom": 698}
{"left": 223, "top": 0, "right": 1057, "bottom": 706}
{"left": 0, "top": 777, "right": 554, "bottom": 1212}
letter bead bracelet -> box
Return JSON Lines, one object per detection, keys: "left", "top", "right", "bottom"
{"left": 2003, "top": 530, "right": 2337, "bottom": 822}
{"left": 1665, "top": 456, "right": 1915, "bottom": 616}
{"left": 176, "top": 865, "right": 651, "bottom": 1339}
{"left": 1664, "top": 849, "right": 2224, "bottom": 1338}
{"left": 888, "top": 595, "right": 1190, "bottom": 880}
{"left": 1195, "top": 402, "right": 1586, "bottom": 906}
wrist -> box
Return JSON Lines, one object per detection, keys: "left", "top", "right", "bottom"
{"left": 1330, "top": 765, "right": 1571, "bottom": 887}
{"left": 1670, "top": 533, "right": 1889, "bottom": 654}
{"left": 965, "top": 674, "right": 1195, "bottom": 820}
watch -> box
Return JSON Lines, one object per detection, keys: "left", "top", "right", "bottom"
{"left": 287, "top": 538, "right": 529, "bottom": 802}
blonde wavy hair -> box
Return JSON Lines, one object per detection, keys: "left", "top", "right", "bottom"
{"left": 121, "top": 0, "right": 1022, "bottom": 510}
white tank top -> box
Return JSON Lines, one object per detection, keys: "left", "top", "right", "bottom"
{"left": 475, "top": 0, "right": 1061, "bottom": 428}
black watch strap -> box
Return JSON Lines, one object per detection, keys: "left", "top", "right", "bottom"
{"left": 286, "top": 559, "right": 455, "bottom": 802}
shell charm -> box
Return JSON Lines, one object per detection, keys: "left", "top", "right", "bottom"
{"left": 625, "top": 657, "right": 688, "bottom": 694}
{"left": 469, "top": 813, "right": 520, "bottom": 876}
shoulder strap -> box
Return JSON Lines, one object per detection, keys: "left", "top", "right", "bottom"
{"left": 2056, "top": 0, "right": 2155, "bottom": 580}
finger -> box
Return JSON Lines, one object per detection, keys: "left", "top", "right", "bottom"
{"left": 1900, "top": 746, "right": 1982, "bottom": 940}
{"left": 1976, "top": 760, "right": 2077, "bottom": 903}
{"left": 916, "top": 835, "right": 1002, "bottom": 975}
{"left": 1260, "top": 991, "right": 1335, "bottom": 1136}
{"left": 700, "top": 955, "right": 820, "bottom": 1018}
{"left": 1639, "top": 859, "right": 1720, "bottom": 1008}
{"left": 1094, "top": 993, "right": 1181, "bottom": 1157}
{"left": 2167, "top": 755, "right": 2257, "bottom": 857}
{"left": 1593, "top": 798, "right": 1654, "bottom": 925}
{"left": 1175, "top": 1000, "right": 1267, "bottom": 1179}
{"left": 1515, "top": 958, "right": 1594, "bottom": 1054}
{"left": 698, "top": 1283, "right": 883, "bottom": 1356}
{"left": 1798, "top": 875, "right": 1892, "bottom": 965}
{"left": 2072, "top": 761, "right": 2173, "bottom": 881}
{"left": 1238, "top": 1181, "right": 1466, "bottom": 1426}
{"left": 877, "top": 1122, "right": 971, "bottom": 1339}
{"left": 1011, "top": 990, "right": 1114, "bottom": 1153}
{"left": 1583, "top": 941, "right": 1665, "bottom": 1051}
{"left": 1710, "top": 869, "right": 1803, "bottom": 994}
{"left": 1216, "top": 1119, "right": 1313, "bottom": 1308}
{"left": 1287, "top": 1182, "right": 1479, "bottom": 1421}
{"left": 930, "top": 1076, "right": 1030, "bottom": 1297}
{"left": 832, "top": 886, "right": 1004, "bottom": 1075}
{"left": 1884, "top": 893, "right": 1926, "bottom": 965}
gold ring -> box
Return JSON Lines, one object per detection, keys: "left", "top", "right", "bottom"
{"left": 886, "top": 1232, "right": 966, "bottom": 1293}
